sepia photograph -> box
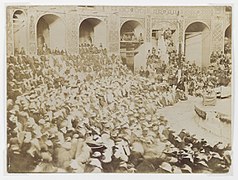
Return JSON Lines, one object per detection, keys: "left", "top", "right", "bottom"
{"left": 6, "top": 5, "right": 232, "bottom": 174}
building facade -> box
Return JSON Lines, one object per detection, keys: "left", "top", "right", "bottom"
{"left": 7, "top": 6, "right": 231, "bottom": 68}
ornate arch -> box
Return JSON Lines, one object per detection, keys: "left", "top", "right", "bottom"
{"left": 12, "top": 9, "right": 27, "bottom": 18}
{"left": 12, "top": 9, "right": 28, "bottom": 55}
{"left": 224, "top": 23, "right": 231, "bottom": 37}
{"left": 35, "top": 13, "right": 67, "bottom": 54}
{"left": 183, "top": 20, "right": 211, "bottom": 51}
{"left": 184, "top": 20, "right": 211, "bottom": 32}
{"left": 78, "top": 17, "right": 108, "bottom": 49}
{"left": 79, "top": 16, "right": 108, "bottom": 27}
{"left": 78, "top": 16, "right": 108, "bottom": 32}
{"left": 120, "top": 18, "right": 145, "bottom": 28}
{"left": 35, "top": 13, "right": 66, "bottom": 30}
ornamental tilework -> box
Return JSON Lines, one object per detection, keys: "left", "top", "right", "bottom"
{"left": 66, "top": 14, "right": 79, "bottom": 54}
{"left": 29, "top": 15, "right": 35, "bottom": 41}
{"left": 151, "top": 19, "right": 178, "bottom": 29}
{"left": 182, "top": 7, "right": 213, "bottom": 19}
{"left": 108, "top": 15, "right": 119, "bottom": 43}
{"left": 109, "top": 31, "right": 119, "bottom": 42}
{"left": 212, "top": 22, "right": 224, "bottom": 51}
{"left": 6, "top": 6, "right": 231, "bottom": 57}
{"left": 29, "top": 43, "right": 36, "bottom": 54}
{"left": 178, "top": 20, "right": 184, "bottom": 43}
{"left": 146, "top": 15, "right": 151, "bottom": 42}
{"left": 108, "top": 14, "right": 120, "bottom": 53}
{"left": 7, "top": 10, "right": 13, "bottom": 42}
{"left": 118, "top": 7, "right": 146, "bottom": 15}
{"left": 109, "top": 43, "right": 119, "bottom": 53}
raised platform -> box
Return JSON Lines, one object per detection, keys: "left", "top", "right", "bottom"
{"left": 194, "top": 96, "right": 231, "bottom": 124}
{"left": 193, "top": 96, "right": 231, "bottom": 143}
{"left": 158, "top": 95, "right": 231, "bottom": 145}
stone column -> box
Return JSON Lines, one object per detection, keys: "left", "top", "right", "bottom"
{"left": 145, "top": 15, "right": 151, "bottom": 43}
{"left": 211, "top": 18, "right": 224, "bottom": 52}
{"left": 6, "top": 7, "right": 14, "bottom": 56}
{"left": 108, "top": 13, "right": 120, "bottom": 55}
{"left": 66, "top": 13, "right": 79, "bottom": 55}
{"left": 28, "top": 13, "right": 37, "bottom": 55}
{"left": 178, "top": 19, "right": 184, "bottom": 55}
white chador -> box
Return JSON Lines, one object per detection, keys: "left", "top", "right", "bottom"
{"left": 158, "top": 32, "right": 169, "bottom": 64}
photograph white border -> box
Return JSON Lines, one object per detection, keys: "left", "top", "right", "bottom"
{"left": 0, "top": 0, "right": 237, "bottom": 180}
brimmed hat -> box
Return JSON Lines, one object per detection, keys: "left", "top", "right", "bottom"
{"left": 172, "top": 165, "right": 182, "bottom": 173}
{"left": 159, "top": 162, "right": 172, "bottom": 173}
{"left": 92, "top": 151, "right": 102, "bottom": 158}
{"left": 159, "top": 115, "right": 166, "bottom": 121}
{"left": 197, "top": 160, "right": 208, "bottom": 167}
{"left": 41, "top": 152, "right": 53, "bottom": 162}
{"left": 169, "top": 157, "right": 178, "bottom": 163}
{"left": 119, "top": 161, "right": 128, "bottom": 169}
{"left": 174, "top": 136, "right": 182, "bottom": 143}
{"left": 181, "top": 164, "right": 192, "bottom": 173}
{"left": 142, "top": 121, "right": 152, "bottom": 128}
{"left": 89, "top": 158, "right": 102, "bottom": 169}
{"left": 210, "top": 152, "right": 223, "bottom": 160}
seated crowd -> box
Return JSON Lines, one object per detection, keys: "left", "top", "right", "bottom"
{"left": 144, "top": 47, "right": 231, "bottom": 98}
{"left": 7, "top": 46, "right": 231, "bottom": 173}
{"left": 121, "top": 32, "right": 144, "bottom": 42}
{"left": 14, "top": 47, "right": 26, "bottom": 55}
{"left": 37, "top": 46, "right": 67, "bottom": 56}
{"left": 79, "top": 43, "right": 108, "bottom": 55}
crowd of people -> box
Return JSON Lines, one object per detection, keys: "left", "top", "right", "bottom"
{"left": 143, "top": 47, "right": 231, "bottom": 98}
{"left": 37, "top": 43, "right": 67, "bottom": 56}
{"left": 163, "top": 28, "right": 177, "bottom": 56}
{"left": 224, "top": 37, "right": 232, "bottom": 55}
{"left": 37, "top": 42, "right": 108, "bottom": 56}
{"left": 79, "top": 43, "right": 108, "bottom": 56}
{"left": 120, "top": 32, "right": 144, "bottom": 42}
{"left": 7, "top": 44, "right": 231, "bottom": 173}
{"left": 14, "top": 47, "right": 26, "bottom": 55}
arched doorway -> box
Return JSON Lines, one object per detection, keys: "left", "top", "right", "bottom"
{"left": 184, "top": 22, "right": 210, "bottom": 67}
{"left": 79, "top": 18, "right": 107, "bottom": 48}
{"left": 120, "top": 20, "right": 144, "bottom": 41}
{"left": 37, "top": 14, "right": 66, "bottom": 55}
{"left": 13, "top": 10, "right": 27, "bottom": 55}
{"left": 224, "top": 25, "right": 231, "bottom": 54}
{"left": 120, "top": 20, "right": 144, "bottom": 72}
